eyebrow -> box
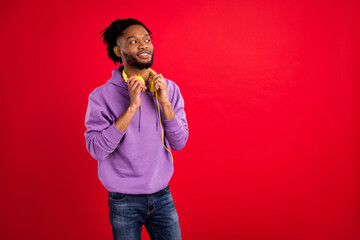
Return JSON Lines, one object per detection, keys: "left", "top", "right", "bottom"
{"left": 126, "top": 34, "right": 150, "bottom": 40}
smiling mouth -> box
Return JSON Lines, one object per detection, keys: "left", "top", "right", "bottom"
{"left": 137, "top": 51, "right": 152, "bottom": 59}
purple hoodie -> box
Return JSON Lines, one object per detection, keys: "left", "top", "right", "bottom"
{"left": 84, "top": 65, "right": 189, "bottom": 194}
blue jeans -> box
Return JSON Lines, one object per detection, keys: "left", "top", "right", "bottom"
{"left": 108, "top": 185, "right": 182, "bottom": 240}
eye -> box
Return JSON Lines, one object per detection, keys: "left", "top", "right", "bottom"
{"left": 145, "top": 39, "right": 151, "bottom": 43}
{"left": 129, "top": 40, "right": 137, "bottom": 44}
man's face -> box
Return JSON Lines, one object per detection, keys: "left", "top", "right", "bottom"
{"left": 116, "top": 25, "right": 154, "bottom": 69}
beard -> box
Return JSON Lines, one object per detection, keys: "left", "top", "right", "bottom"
{"left": 122, "top": 52, "right": 154, "bottom": 69}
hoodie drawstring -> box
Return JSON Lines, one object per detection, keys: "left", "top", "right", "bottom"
{"left": 152, "top": 93, "right": 159, "bottom": 131}
{"left": 138, "top": 105, "right": 142, "bottom": 131}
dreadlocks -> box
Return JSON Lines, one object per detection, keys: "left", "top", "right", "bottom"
{"left": 99, "top": 18, "right": 152, "bottom": 65}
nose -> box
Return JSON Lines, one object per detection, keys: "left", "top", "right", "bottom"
{"left": 138, "top": 40, "right": 148, "bottom": 49}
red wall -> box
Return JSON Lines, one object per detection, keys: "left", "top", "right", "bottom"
{"left": 1, "top": 0, "right": 359, "bottom": 239}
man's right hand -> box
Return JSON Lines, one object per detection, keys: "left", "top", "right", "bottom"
{"left": 127, "top": 76, "right": 146, "bottom": 110}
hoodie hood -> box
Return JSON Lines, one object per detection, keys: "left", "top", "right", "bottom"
{"left": 107, "top": 65, "right": 128, "bottom": 89}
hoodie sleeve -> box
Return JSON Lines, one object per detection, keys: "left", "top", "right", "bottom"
{"left": 163, "top": 83, "right": 189, "bottom": 151}
{"left": 84, "top": 92, "right": 125, "bottom": 161}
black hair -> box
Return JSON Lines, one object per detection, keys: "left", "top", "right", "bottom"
{"left": 99, "top": 18, "right": 152, "bottom": 65}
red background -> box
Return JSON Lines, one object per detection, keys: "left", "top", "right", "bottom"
{"left": 1, "top": 0, "right": 359, "bottom": 239}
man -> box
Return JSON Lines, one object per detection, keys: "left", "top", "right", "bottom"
{"left": 84, "top": 18, "right": 188, "bottom": 240}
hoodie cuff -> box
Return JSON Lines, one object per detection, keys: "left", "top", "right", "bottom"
{"left": 102, "top": 123, "right": 125, "bottom": 144}
{"left": 163, "top": 116, "right": 182, "bottom": 133}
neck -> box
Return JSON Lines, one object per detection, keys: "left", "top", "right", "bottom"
{"left": 123, "top": 65, "right": 150, "bottom": 82}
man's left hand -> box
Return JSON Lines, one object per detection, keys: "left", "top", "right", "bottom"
{"left": 151, "top": 73, "right": 170, "bottom": 105}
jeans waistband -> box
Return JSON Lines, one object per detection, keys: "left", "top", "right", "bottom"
{"left": 109, "top": 185, "right": 170, "bottom": 197}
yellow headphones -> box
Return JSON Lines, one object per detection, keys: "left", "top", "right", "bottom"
{"left": 122, "top": 69, "right": 157, "bottom": 92}
{"left": 121, "top": 68, "right": 174, "bottom": 164}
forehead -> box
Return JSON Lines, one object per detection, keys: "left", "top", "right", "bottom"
{"left": 121, "top": 25, "right": 149, "bottom": 39}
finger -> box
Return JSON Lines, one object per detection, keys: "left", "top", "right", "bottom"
{"left": 129, "top": 79, "right": 140, "bottom": 91}
{"left": 128, "top": 76, "right": 143, "bottom": 85}
{"left": 154, "top": 76, "right": 166, "bottom": 86}
{"left": 127, "top": 76, "right": 137, "bottom": 88}
{"left": 129, "top": 81, "right": 139, "bottom": 93}
{"left": 134, "top": 84, "right": 143, "bottom": 93}
{"left": 129, "top": 77, "right": 146, "bottom": 91}
{"left": 155, "top": 81, "right": 167, "bottom": 90}
{"left": 152, "top": 74, "right": 163, "bottom": 82}
{"left": 153, "top": 78, "right": 166, "bottom": 87}
{"left": 153, "top": 73, "right": 163, "bottom": 78}
{"left": 132, "top": 81, "right": 146, "bottom": 93}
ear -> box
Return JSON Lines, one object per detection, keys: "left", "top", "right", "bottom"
{"left": 113, "top": 45, "right": 122, "bottom": 58}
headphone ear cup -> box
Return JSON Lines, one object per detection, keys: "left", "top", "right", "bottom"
{"left": 135, "top": 76, "right": 145, "bottom": 85}
{"left": 122, "top": 70, "right": 145, "bottom": 84}
{"left": 149, "top": 81, "right": 156, "bottom": 92}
